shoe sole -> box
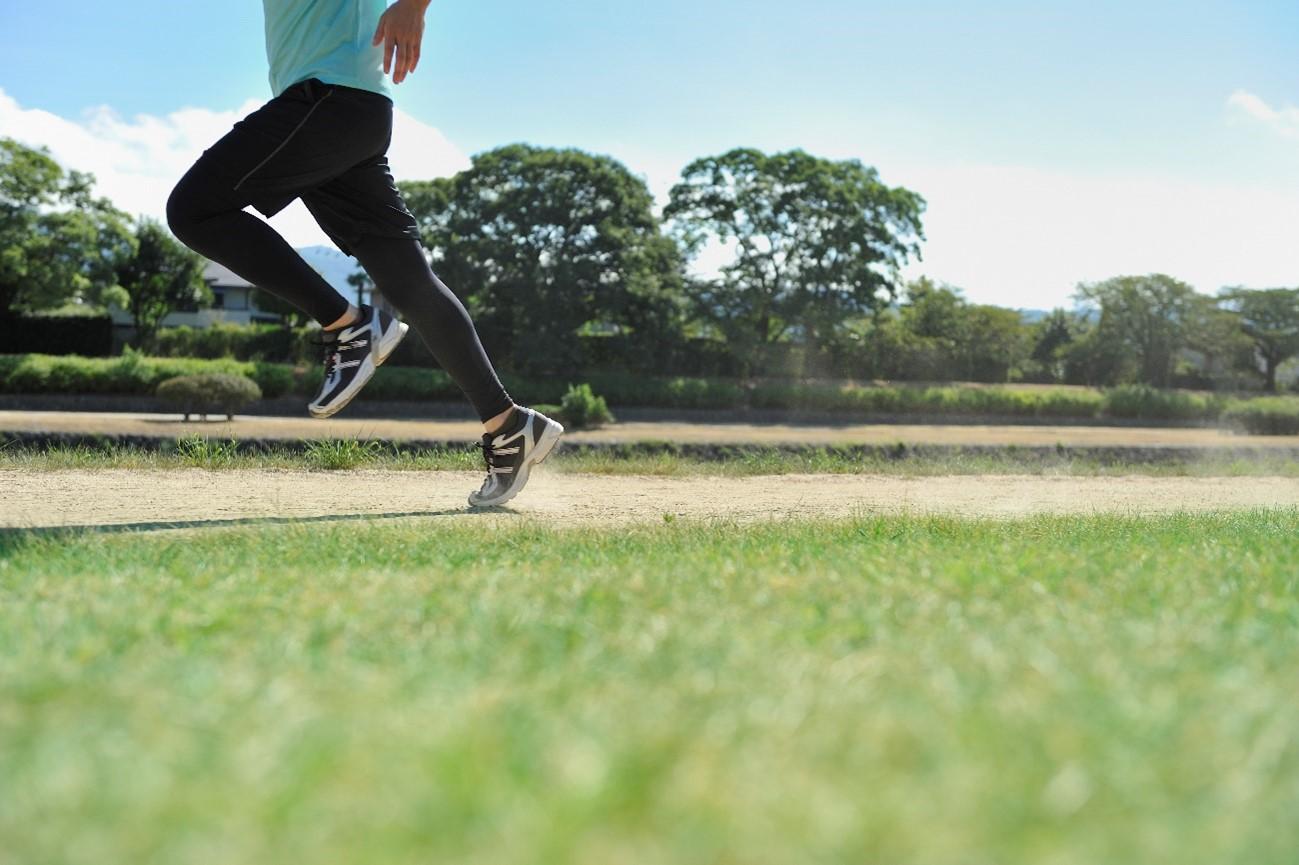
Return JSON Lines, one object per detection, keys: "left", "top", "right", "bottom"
{"left": 469, "top": 419, "right": 564, "bottom": 508}
{"left": 308, "top": 320, "right": 409, "bottom": 419}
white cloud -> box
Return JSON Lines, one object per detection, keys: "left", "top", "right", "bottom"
{"left": 889, "top": 162, "right": 1299, "bottom": 309}
{"left": 1227, "top": 89, "right": 1299, "bottom": 141}
{"left": 648, "top": 155, "right": 1299, "bottom": 310}
{"left": 6, "top": 87, "right": 1296, "bottom": 312}
{"left": 0, "top": 87, "right": 469, "bottom": 249}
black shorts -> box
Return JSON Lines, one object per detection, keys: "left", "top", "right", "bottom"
{"left": 175, "top": 77, "right": 420, "bottom": 256}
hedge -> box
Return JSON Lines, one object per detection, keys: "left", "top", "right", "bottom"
{"left": 0, "top": 352, "right": 1288, "bottom": 424}
{"left": 1220, "top": 398, "right": 1299, "bottom": 435}
{"left": 0, "top": 351, "right": 293, "bottom": 398}
{"left": 0, "top": 314, "right": 114, "bottom": 357}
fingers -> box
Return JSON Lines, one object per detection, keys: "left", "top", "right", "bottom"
{"left": 393, "top": 39, "right": 422, "bottom": 84}
{"left": 373, "top": 9, "right": 425, "bottom": 84}
{"left": 392, "top": 41, "right": 405, "bottom": 84}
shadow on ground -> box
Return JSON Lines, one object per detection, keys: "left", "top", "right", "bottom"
{"left": 0, "top": 505, "right": 515, "bottom": 550}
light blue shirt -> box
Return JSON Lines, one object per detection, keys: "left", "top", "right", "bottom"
{"left": 263, "top": 0, "right": 392, "bottom": 99}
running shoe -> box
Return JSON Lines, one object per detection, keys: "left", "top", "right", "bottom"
{"left": 468, "top": 406, "right": 564, "bottom": 507}
{"left": 308, "top": 305, "right": 408, "bottom": 419}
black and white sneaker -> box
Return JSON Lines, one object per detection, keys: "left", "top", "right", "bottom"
{"left": 468, "top": 406, "right": 564, "bottom": 508}
{"left": 308, "top": 305, "right": 408, "bottom": 419}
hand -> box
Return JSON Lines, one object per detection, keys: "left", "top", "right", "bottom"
{"left": 372, "top": 0, "right": 431, "bottom": 85}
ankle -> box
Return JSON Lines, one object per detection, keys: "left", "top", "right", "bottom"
{"left": 483, "top": 405, "right": 518, "bottom": 435}
{"left": 323, "top": 305, "right": 362, "bottom": 332}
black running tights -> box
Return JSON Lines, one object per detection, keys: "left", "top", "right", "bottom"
{"left": 165, "top": 210, "right": 513, "bottom": 422}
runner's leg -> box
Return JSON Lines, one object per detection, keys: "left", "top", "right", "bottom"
{"left": 167, "top": 178, "right": 350, "bottom": 326}
{"left": 301, "top": 142, "right": 514, "bottom": 423}
{"left": 165, "top": 79, "right": 386, "bottom": 326}
{"left": 349, "top": 234, "right": 514, "bottom": 423}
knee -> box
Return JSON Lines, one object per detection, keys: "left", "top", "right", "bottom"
{"left": 165, "top": 179, "right": 201, "bottom": 247}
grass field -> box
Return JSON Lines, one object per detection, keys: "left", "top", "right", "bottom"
{"left": 3, "top": 512, "right": 1298, "bottom": 864}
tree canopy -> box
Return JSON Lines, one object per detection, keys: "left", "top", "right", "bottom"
{"left": 115, "top": 217, "right": 210, "bottom": 351}
{"left": 665, "top": 148, "right": 925, "bottom": 369}
{"left": 1220, "top": 287, "right": 1299, "bottom": 391}
{"left": 0, "top": 137, "right": 134, "bottom": 316}
{"left": 401, "top": 144, "right": 686, "bottom": 374}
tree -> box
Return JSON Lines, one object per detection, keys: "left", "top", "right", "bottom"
{"left": 895, "top": 279, "right": 1030, "bottom": 382}
{"left": 665, "top": 148, "right": 925, "bottom": 370}
{"left": 1220, "top": 288, "right": 1299, "bottom": 391}
{"left": 116, "top": 218, "right": 211, "bottom": 351}
{"left": 401, "top": 145, "right": 687, "bottom": 374}
{"left": 0, "top": 138, "right": 134, "bottom": 316}
{"left": 1029, "top": 309, "right": 1080, "bottom": 383}
{"left": 1074, "top": 274, "right": 1202, "bottom": 387}
{"left": 961, "top": 304, "right": 1031, "bottom": 383}
{"left": 1182, "top": 296, "right": 1253, "bottom": 389}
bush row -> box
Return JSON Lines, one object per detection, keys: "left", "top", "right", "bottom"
{"left": 0, "top": 351, "right": 296, "bottom": 399}
{"left": 1220, "top": 398, "right": 1299, "bottom": 435}
{"left": 0, "top": 353, "right": 1288, "bottom": 425}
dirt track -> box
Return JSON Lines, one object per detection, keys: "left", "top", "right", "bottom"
{"left": 3, "top": 469, "right": 1297, "bottom": 532}
{"left": 3, "top": 410, "right": 1296, "bottom": 449}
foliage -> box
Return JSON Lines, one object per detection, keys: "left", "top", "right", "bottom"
{"left": 666, "top": 148, "right": 925, "bottom": 370}
{"left": 891, "top": 279, "right": 1032, "bottom": 382}
{"left": 558, "top": 382, "right": 615, "bottom": 430}
{"left": 0, "top": 351, "right": 292, "bottom": 398}
{"left": 1074, "top": 274, "right": 1205, "bottom": 388}
{"left": 9, "top": 352, "right": 1294, "bottom": 423}
{"left": 1099, "top": 384, "right": 1223, "bottom": 421}
{"left": 1220, "top": 397, "right": 1299, "bottom": 435}
{"left": 155, "top": 373, "right": 262, "bottom": 420}
{"left": 0, "top": 137, "right": 136, "bottom": 316}
{"left": 116, "top": 217, "right": 211, "bottom": 351}
{"left": 402, "top": 144, "right": 688, "bottom": 374}
{"left": 153, "top": 322, "right": 315, "bottom": 363}
{"left": 1220, "top": 287, "right": 1299, "bottom": 392}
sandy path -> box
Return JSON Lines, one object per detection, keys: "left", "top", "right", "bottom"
{"left": 3, "top": 470, "right": 1297, "bottom": 531}
{"left": 2, "top": 410, "right": 1295, "bottom": 449}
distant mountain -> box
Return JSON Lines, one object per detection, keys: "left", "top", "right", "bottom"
{"left": 297, "top": 245, "right": 364, "bottom": 301}
{"left": 1017, "top": 308, "right": 1051, "bottom": 323}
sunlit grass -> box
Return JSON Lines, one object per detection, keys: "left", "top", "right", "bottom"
{"left": 1, "top": 512, "right": 1297, "bottom": 864}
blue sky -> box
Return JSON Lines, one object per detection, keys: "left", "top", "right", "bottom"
{"left": 2, "top": 0, "right": 1297, "bottom": 308}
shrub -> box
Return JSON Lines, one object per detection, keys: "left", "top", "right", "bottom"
{"left": 1101, "top": 385, "right": 1220, "bottom": 421}
{"left": 558, "top": 383, "right": 614, "bottom": 430}
{"left": 156, "top": 373, "right": 262, "bottom": 420}
{"left": 153, "top": 323, "right": 314, "bottom": 363}
{"left": 248, "top": 362, "right": 296, "bottom": 399}
{"left": 1220, "top": 398, "right": 1299, "bottom": 435}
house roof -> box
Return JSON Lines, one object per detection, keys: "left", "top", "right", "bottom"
{"left": 203, "top": 260, "right": 254, "bottom": 289}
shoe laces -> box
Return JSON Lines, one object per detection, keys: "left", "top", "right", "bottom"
{"left": 311, "top": 332, "right": 366, "bottom": 380}
{"left": 475, "top": 436, "right": 516, "bottom": 477}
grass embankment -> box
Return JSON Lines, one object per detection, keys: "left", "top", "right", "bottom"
{"left": 2, "top": 513, "right": 1298, "bottom": 864}
{"left": 6, "top": 352, "right": 1299, "bottom": 427}
{"left": 4, "top": 439, "right": 1299, "bottom": 477}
